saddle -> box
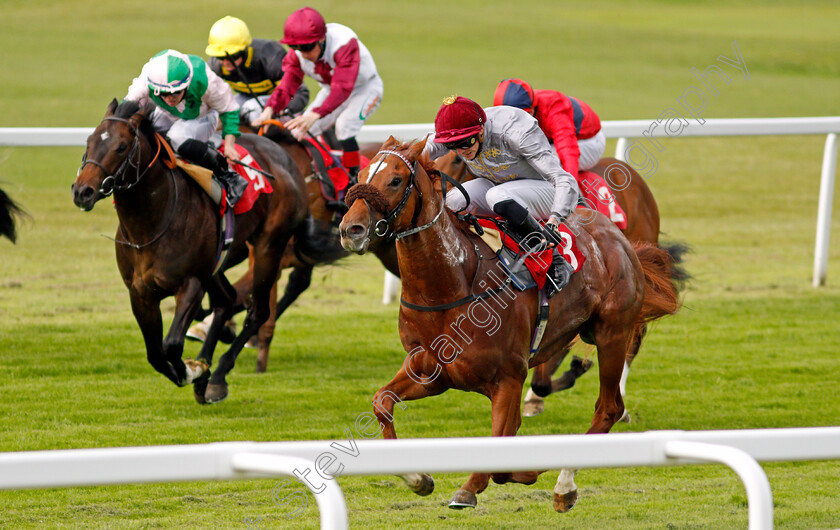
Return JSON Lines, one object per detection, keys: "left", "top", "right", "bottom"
{"left": 299, "top": 136, "right": 370, "bottom": 213}
{"left": 471, "top": 218, "right": 585, "bottom": 298}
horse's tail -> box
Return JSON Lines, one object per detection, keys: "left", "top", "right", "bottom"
{"left": 660, "top": 240, "right": 691, "bottom": 288}
{"left": 292, "top": 215, "right": 349, "bottom": 265}
{"left": 632, "top": 242, "right": 683, "bottom": 329}
{"left": 0, "top": 186, "right": 26, "bottom": 244}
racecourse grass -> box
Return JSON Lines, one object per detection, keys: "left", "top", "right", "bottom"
{"left": 2, "top": 0, "right": 840, "bottom": 529}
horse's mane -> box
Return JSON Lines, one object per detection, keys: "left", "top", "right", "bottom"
{"left": 262, "top": 125, "right": 299, "bottom": 146}
{"left": 115, "top": 100, "right": 140, "bottom": 118}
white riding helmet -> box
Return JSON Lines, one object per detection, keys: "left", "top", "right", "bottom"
{"left": 146, "top": 49, "right": 194, "bottom": 96}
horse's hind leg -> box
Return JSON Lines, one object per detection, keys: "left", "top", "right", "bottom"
{"left": 256, "top": 264, "right": 313, "bottom": 373}
{"left": 554, "top": 326, "right": 628, "bottom": 513}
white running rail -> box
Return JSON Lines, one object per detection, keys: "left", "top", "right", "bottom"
{"left": 2, "top": 427, "right": 840, "bottom": 529}
{"left": 2, "top": 116, "right": 838, "bottom": 288}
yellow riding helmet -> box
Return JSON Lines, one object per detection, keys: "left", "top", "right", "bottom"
{"left": 206, "top": 16, "right": 252, "bottom": 57}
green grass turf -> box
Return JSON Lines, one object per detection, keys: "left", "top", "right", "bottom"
{"left": 2, "top": 0, "right": 840, "bottom": 528}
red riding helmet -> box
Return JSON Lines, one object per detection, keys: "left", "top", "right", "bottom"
{"left": 433, "top": 96, "right": 487, "bottom": 143}
{"left": 281, "top": 7, "right": 327, "bottom": 45}
{"left": 493, "top": 78, "right": 536, "bottom": 112}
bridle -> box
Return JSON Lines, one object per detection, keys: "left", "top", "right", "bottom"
{"left": 78, "top": 116, "right": 154, "bottom": 197}
{"left": 367, "top": 149, "right": 446, "bottom": 242}
{"left": 78, "top": 113, "right": 178, "bottom": 249}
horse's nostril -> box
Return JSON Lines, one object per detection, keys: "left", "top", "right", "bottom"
{"left": 348, "top": 224, "right": 365, "bottom": 237}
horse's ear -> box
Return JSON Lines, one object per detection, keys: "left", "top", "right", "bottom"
{"left": 382, "top": 135, "right": 399, "bottom": 149}
{"left": 408, "top": 138, "right": 426, "bottom": 161}
{"left": 105, "top": 98, "right": 118, "bottom": 117}
{"left": 130, "top": 101, "right": 156, "bottom": 127}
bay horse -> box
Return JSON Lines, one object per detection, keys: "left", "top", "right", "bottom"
{"left": 0, "top": 185, "right": 25, "bottom": 243}
{"left": 187, "top": 122, "right": 399, "bottom": 372}
{"left": 433, "top": 150, "right": 676, "bottom": 417}
{"left": 72, "top": 99, "right": 308, "bottom": 403}
{"left": 339, "top": 137, "right": 681, "bottom": 512}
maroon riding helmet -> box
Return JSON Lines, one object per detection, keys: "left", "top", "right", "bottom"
{"left": 433, "top": 96, "right": 487, "bottom": 144}
{"left": 281, "top": 7, "right": 327, "bottom": 46}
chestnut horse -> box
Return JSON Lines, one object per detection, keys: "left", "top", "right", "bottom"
{"left": 72, "top": 99, "right": 308, "bottom": 403}
{"left": 339, "top": 138, "right": 681, "bottom": 512}
{"left": 187, "top": 123, "right": 399, "bottom": 372}
{"left": 0, "top": 185, "right": 25, "bottom": 243}
{"left": 433, "top": 151, "right": 676, "bottom": 417}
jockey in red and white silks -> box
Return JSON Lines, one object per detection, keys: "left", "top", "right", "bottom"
{"left": 256, "top": 7, "right": 382, "bottom": 180}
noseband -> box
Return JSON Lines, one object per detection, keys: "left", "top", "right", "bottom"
{"left": 78, "top": 116, "right": 149, "bottom": 196}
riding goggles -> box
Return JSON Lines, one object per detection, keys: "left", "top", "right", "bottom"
{"left": 442, "top": 135, "right": 478, "bottom": 151}
{"left": 289, "top": 42, "right": 318, "bottom": 52}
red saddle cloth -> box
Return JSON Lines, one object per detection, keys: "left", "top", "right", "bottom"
{"left": 301, "top": 137, "right": 370, "bottom": 200}
{"left": 577, "top": 170, "right": 628, "bottom": 230}
{"left": 218, "top": 144, "right": 274, "bottom": 215}
{"left": 476, "top": 218, "right": 585, "bottom": 291}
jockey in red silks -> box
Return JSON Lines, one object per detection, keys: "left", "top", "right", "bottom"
{"left": 253, "top": 7, "right": 383, "bottom": 183}
{"left": 494, "top": 79, "right": 626, "bottom": 229}
{"left": 424, "top": 96, "right": 580, "bottom": 288}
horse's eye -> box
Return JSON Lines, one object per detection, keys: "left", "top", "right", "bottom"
{"left": 388, "top": 177, "right": 402, "bottom": 187}
{"left": 116, "top": 143, "right": 128, "bottom": 153}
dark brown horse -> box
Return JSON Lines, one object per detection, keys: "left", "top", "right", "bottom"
{"left": 72, "top": 99, "right": 308, "bottom": 403}
{"left": 0, "top": 185, "right": 25, "bottom": 243}
{"left": 187, "top": 123, "right": 399, "bottom": 373}
{"left": 339, "top": 138, "right": 681, "bottom": 512}
{"left": 434, "top": 151, "right": 672, "bottom": 417}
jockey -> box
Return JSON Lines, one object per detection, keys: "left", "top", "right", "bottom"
{"left": 424, "top": 96, "right": 580, "bottom": 287}
{"left": 493, "top": 78, "right": 604, "bottom": 179}
{"left": 205, "top": 16, "right": 310, "bottom": 126}
{"left": 125, "top": 49, "right": 249, "bottom": 206}
{"left": 253, "top": 7, "right": 383, "bottom": 183}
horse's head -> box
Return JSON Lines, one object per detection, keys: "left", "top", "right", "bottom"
{"left": 339, "top": 137, "right": 429, "bottom": 254}
{"left": 433, "top": 151, "right": 473, "bottom": 184}
{"left": 72, "top": 99, "right": 156, "bottom": 211}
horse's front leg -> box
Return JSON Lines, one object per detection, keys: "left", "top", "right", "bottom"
{"left": 206, "top": 234, "right": 290, "bottom": 403}
{"left": 373, "top": 364, "right": 447, "bottom": 497}
{"left": 163, "top": 277, "right": 207, "bottom": 384}
{"left": 450, "top": 374, "right": 538, "bottom": 509}
{"left": 128, "top": 290, "right": 181, "bottom": 385}
{"left": 191, "top": 273, "right": 238, "bottom": 404}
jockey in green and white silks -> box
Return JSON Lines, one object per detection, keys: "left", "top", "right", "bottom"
{"left": 124, "top": 49, "right": 249, "bottom": 205}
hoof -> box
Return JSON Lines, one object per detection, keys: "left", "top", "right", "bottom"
{"left": 522, "top": 397, "right": 545, "bottom": 417}
{"left": 401, "top": 473, "right": 435, "bottom": 496}
{"left": 204, "top": 382, "right": 229, "bottom": 404}
{"left": 255, "top": 359, "right": 267, "bottom": 373}
{"left": 186, "top": 322, "right": 208, "bottom": 342}
{"left": 219, "top": 320, "right": 237, "bottom": 344}
{"left": 553, "top": 490, "right": 578, "bottom": 512}
{"left": 193, "top": 378, "right": 209, "bottom": 405}
{"left": 184, "top": 358, "right": 209, "bottom": 385}
{"left": 245, "top": 335, "right": 259, "bottom": 349}
{"left": 619, "top": 410, "right": 631, "bottom": 423}
{"left": 448, "top": 489, "right": 477, "bottom": 509}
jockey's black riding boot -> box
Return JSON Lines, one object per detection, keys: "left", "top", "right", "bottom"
{"left": 178, "top": 139, "right": 248, "bottom": 206}
{"left": 340, "top": 138, "right": 361, "bottom": 187}
{"left": 493, "top": 199, "right": 559, "bottom": 251}
{"left": 547, "top": 254, "right": 574, "bottom": 296}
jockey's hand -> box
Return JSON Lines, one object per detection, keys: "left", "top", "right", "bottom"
{"left": 546, "top": 215, "right": 563, "bottom": 232}
{"left": 251, "top": 105, "right": 275, "bottom": 128}
{"left": 286, "top": 110, "right": 321, "bottom": 141}
{"left": 223, "top": 135, "right": 240, "bottom": 162}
